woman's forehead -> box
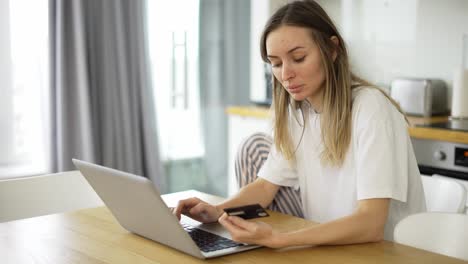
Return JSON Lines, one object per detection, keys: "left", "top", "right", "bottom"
{"left": 266, "top": 26, "right": 314, "bottom": 56}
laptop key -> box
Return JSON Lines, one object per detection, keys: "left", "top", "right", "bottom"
{"left": 183, "top": 225, "right": 244, "bottom": 252}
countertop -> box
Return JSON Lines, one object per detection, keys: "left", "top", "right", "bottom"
{"left": 226, "top": 106, "right": 468, "bottom": 145}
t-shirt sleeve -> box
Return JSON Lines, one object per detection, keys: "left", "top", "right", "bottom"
{"left": 258, "top": 143, "right": 299, "bottom": 189}
{"left": 354, "top": 106, "right": 409, "bottom": 203}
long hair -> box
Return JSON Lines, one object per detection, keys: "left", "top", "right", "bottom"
{"left": 260, "top": 0, "right": 405, "bottom": 166}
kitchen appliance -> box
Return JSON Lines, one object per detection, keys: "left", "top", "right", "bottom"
{"left": 411, "top": 121, "right": 468, "bottom": 212}
{"left": 422, "top": 119, "right": 468, "bottom": 132}
{"left": 412, "top": 138, "right": 468, "bottom": 181}
{"left": 390, "top": 78, "right": 448, "bottom": 117}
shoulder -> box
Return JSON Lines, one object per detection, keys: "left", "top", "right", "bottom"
{"left": 351, "top": 86, "right": 409, "bottom": 143}
{"left": 352, "top": 86, "right": 391, "bottom": 112}
{"left": 351, "top": 86, "right": 397, "bottom": 124}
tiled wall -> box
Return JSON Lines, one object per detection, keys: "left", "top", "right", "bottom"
{"left": 317, "top": 0, "right": 468, "bottom": 107}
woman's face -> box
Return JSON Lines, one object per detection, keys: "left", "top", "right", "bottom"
{"left": 266, "top": 25, "right": 326, "bottom": 108}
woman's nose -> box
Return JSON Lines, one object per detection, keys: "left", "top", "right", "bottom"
{"left": 281, "top": 63, "right": 295, "bottom": 82}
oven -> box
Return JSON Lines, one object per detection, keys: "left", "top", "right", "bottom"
{"left": 412, "top": 137, "right": 468, "bottom": 213}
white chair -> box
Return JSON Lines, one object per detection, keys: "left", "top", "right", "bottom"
{"left": 0, "top": 171, "right": 103, "bottom": 223}
{"left": 421, "top": 175, "right": 467, "bottom": 213}
{"left": 394, "top": 212, "right": 468, "bottom": 261}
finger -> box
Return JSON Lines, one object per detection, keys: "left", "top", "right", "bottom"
{"left": 219, "top": 213, "right": 237, "bottom": 229}
{"left": 219, "top": 214, "right": 248, "bottom": 233}
{"left": 226, "top": 216, "right": 258, "bottom": 232}
{"left": 219, "top": 212, "right": 228, "bottom": 221}
{"left": 190, "top": 202, "right": 218, "bottom": 219}
{"left": 219, "top": 213, "right": 248, "bottom": 231}
{"left": 176, "top": 198, "right": 200, "bottom": 216}
{"left": 174, "top": 197, "right": 200, "bottom": 219}
{"left": 218, "top": 212, "right": 231, "bottom": 226}
{"left": 219, "top": 215, "right": 252, "bottom": 242}
{"left": 218, "top": 214, "right": 249, "bottom": 233}
{"left": 189, "top": 203, "right": 206, "bottom": 215}
{"left": 189, "top": 203, "right": 211, "bottom": 222}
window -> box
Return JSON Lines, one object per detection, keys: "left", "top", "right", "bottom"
{"left": 147, "top": 0, "right": 207, "bottom": 192}
{"left": 147, "top": 0, "right": 203, "bottom": 161}
{"left": 0, "top": 0, "right": 50, "bottom": 178}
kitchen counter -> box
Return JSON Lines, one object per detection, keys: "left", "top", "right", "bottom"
{"left": 226, "top": 106, "right": 468, "bottom": 145}
{"left": 226, "top": 106, "right": 271, "bottom": 119}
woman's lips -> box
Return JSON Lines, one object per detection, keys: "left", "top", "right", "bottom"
{"left": 288, "top": 85, "right": 303, "bottom": 93}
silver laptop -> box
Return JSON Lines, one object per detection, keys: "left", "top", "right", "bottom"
{"left": 72, "top": 159, "right": 261, "bottom": 259}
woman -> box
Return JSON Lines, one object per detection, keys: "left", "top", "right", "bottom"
{"left": 174, "top": 0, "right": 425, "bottom": 248}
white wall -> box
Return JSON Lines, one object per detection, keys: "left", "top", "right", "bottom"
{"left": 317, "top": 0, "right": 468, "bottom": 107}
{"left": 0, "top": 0, "right": 15, "bottom": 164}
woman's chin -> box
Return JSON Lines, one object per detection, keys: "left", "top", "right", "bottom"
{"left": 290, "top": 93, "right": 307, "bottom": 101}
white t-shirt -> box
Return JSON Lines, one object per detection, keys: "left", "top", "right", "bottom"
{"left": 258, "top": 87, "right": 426, "bottom": 241}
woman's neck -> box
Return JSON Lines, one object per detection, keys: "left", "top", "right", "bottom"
{"left": 306, "top": 95, "right": 323, "bottom": 114}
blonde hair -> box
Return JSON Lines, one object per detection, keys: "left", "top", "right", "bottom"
{"left": 261, "top": 1, "right": 406, "bottom": 167}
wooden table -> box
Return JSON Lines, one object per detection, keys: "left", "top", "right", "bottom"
{"left": 1, "top": 190, "right": 466, "bottom": 264}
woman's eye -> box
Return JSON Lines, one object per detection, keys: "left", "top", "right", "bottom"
{"left": 294, "top": 56, "right": 306, "bottom": 63}
{"left": 271, "top": 63, "right": 281, "bottom": 68}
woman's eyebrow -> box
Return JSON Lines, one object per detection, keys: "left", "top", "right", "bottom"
{"left": 267, "top": 46, "right": 305, "bottom": 58}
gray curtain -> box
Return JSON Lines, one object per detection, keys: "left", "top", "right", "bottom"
{"left": 49, "top": 0, "right": 165, "bottom": 189}
{"left": 199, "top": 0, "right": 251, "bottom": 196}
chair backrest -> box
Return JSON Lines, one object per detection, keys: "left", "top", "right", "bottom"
{"left": 394, "top": 212, "right": 468, "bottom": 261}
{"left": 0, "top": 171, "right": 103, "bottom": 223}
{"left": 421, "top": 175, "right": 467, "bottom": 213}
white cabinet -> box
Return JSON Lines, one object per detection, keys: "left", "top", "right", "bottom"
{"left": 227, "top": 113, "right": 270, "bottom": 196}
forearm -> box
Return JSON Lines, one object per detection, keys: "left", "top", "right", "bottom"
{"left": 216, "top": 179, "right": 278, "bottom": 212}
{"left": 275, "top": 205, "right": 387, "bottom": 247}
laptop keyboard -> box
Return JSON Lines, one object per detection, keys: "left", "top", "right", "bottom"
{"left": 181, "top": 223, "right": 244, "bottom": 252}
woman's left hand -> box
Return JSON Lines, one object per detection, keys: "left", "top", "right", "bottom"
{"left": 218, "top": 213, "right": 283, "bottom": 248}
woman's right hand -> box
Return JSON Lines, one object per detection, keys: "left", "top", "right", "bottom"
{"left": 173, "top": 197, "right": 223, "bottom": 223}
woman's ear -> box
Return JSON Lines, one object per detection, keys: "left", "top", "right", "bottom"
{"left": 330, "top": 36, "right": 339, "bottom": 62}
